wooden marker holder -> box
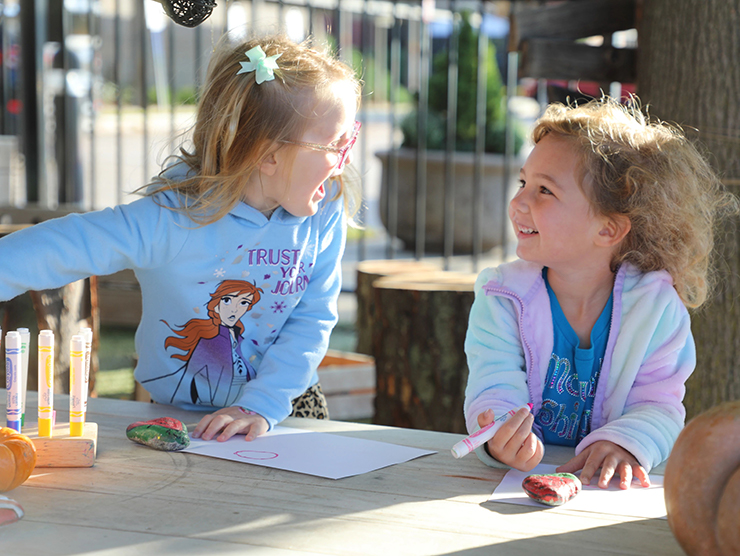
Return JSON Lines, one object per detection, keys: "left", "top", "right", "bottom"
{"left": 23, "top": 422, "right": 98, "bottom": 468}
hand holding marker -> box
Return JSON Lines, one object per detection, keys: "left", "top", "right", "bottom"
{"left": 451, "top": 404, "right": 534, "bottom": 459}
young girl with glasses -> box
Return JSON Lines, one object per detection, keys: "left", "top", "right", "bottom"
{"left": 0, "top": 33, "right": 362, "bottom": 442}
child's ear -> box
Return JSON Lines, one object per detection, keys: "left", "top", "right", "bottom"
{"left": 258, "top": 147, "right": 280, "bottom": 177}
{"left": 597, "top": 214, "right": 631, "bottom": 246}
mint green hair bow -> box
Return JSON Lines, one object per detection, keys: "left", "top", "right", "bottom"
{"left": 236, "top": 46, "right": 283, "bottom": 84}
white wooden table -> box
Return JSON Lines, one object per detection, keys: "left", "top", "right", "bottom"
{"left": 1, "top": 391, "right": 682, "bottom": 555}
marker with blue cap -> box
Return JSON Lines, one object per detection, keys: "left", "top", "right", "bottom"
{"left": 5, "top": 331, "right": 22, "bottom": 432}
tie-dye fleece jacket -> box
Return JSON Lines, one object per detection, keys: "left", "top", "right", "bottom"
{"left": 464, "top": 259, "right": 695, "bottom": 472}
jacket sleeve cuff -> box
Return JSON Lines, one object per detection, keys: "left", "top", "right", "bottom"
{"left": 473, "top": 442, "right": 512, "bottom": 469}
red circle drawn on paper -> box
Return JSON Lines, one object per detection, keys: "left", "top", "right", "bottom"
{"left": 234, "top": 450, "right": 279, "bottom": 460}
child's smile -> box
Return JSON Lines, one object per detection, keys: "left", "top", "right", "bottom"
{"left": 516, "top": 224, "right": 538, "bottom": 236}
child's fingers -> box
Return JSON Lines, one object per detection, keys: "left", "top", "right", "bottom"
{"left": 488, "top": 410, "right": 536, "bottom": 468}
{"left": 614, "top": 461, "right": 633, "bottom": 489}
{"left": 200, "top": 413, "right": 235, "bottom": 441}
{"left": 216, "top": 419, "right": 245, "bottom": 442}
{"left": 477, "top": 409, "right": 495, "bottom": 429}
{"left": 243, "top": 417, "right": 269, "bottom": 441}
{"left": 579, "top": 454, "right": 605, "bottom": 487}
{"left": 191, "top": 413, "right": 216, "bottom": 439}
{"left": 633, "top": 465, "right": 651, "bottom": 488}
{"left": 504, "top": 413, "right": 535, "bottom": 451}
{"left": 595, "top": 457, "right": 617, "bottom": 488}
{"left": 515, "top": 432, "right": 544, "bottom": 472}
{"left": 556, "top": 450, "right": 587, "bottom": 475}
{"left": 488, "top": 410, "right": 528, "bottom": 453}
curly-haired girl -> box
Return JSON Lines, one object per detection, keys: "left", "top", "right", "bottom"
{"left": 464, "top": 96, "right": 736, "bottom": 489}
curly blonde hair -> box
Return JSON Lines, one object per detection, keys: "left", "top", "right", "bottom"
{"left": 533, "top": 97, "right": 736, "bottom": 308}
{"left": 146, "top": 33, "right": 362, "bottom": 224}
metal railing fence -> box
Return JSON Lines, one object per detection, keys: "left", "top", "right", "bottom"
{"left": 2, "top": 0, "right": 526, "bottom": 271}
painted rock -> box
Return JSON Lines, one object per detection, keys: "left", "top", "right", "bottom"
{"left": 522, "top": 472, "right": 582, "bottom": 506}
{"left": 126, "top": 417, "right": 190, "bottom": 451}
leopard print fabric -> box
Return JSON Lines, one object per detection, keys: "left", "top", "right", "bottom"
{"left": 290, "top": 383, "right": 330, "bottom": 419}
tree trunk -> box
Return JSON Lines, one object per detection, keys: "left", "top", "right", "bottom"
{"left": 371, "top": 272, "right": 476, "bottom": 433}
{"left": 355, "top": 259, "right": 441, "bottom": 355}
{"left": 637, "top": 0, "right": 740, "bottom": 418}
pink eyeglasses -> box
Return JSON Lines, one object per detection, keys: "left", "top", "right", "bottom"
{"left": 280, "top": 121, "right": 361, "bottom": 170}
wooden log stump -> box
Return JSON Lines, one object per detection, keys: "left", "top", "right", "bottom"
{"left": 355, "top": 259, "right": 441, "bottom": 356}
{"left": 371, "top": 271, "right": 476, "bottom": 433}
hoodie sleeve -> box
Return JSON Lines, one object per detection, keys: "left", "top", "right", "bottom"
{"left": 464, "top": 268, "right": 532, "bottom": 467}
{"left": 0, "top": 194, "right": 188, "bottom": 301}
{"left": 575, "top": 274, "right": 695, "bottom": 473}
{"left": 231, "top": 193, "right": 347, "bottom": 428}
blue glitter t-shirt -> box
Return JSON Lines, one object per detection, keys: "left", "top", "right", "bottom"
{"left": 534, "top": 268, "right": 613, "bottom": 446}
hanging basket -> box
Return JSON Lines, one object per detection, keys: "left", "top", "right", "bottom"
{"left": 154, "top": 0, "right": 217, "bottom": 28}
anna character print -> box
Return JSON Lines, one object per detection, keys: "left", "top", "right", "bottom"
{"left": 143, "top": 280, "right": 264, "bottom": 406}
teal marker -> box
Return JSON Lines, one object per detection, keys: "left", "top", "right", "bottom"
{"left": 17, "top": 328, "right": 30, "bottom": 428}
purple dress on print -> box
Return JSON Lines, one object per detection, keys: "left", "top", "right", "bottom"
{"left": 185, "top": 325, "right": 257, "bottom": 406}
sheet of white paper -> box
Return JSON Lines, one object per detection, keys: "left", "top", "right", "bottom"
{"left": 489, "top": 463, "right": 666, "bottom": 519}
{"left": 182, "top": 426, "right": 436, "bottom": 480}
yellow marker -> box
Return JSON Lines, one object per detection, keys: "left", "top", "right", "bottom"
{"left": 69, "top": 335, "right": 86, "bottom": 437}
{"left": 37, "top": 330, "right": 55, "bottom": 438}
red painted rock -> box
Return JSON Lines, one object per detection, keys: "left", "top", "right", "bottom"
{"left": 522, "top": 472, "right": 582, "bottom": 506}
{"left": 126, "top": 417, "right": 190, "bottom": 451}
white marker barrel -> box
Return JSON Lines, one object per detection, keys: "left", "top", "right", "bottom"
{"left": 80, "top": 327, "right": 92, "bottom": 416}
{"left": 69, "top": 335, "right": 86, "bottom": 437}
{"left": 5, "top": 331, "right": 22, "bottom": 432}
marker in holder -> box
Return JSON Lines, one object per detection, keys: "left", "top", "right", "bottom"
{"left": 5, "top": 331, "right": 21, "bottom": 432}
{"left": 69, "top": 335, "right": 87, "bottom": 437}
{"left": 38, "top": 330, "right": 55, "bottom": 438}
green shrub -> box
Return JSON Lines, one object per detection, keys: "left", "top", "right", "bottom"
{"left": 352, "top": 48, "right": 413, "bottom": 105}
{"left": 401, "top": 11, "right": 524, "bottom": 154}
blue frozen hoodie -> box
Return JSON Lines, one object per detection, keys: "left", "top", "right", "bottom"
{"left": 0, "top": 164, "right": 347, "bottom": 428}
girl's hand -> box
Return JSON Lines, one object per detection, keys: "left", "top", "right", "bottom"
{"left": 478, "top": 408, "right": 544, "bottom": 472}
{"left": 192, "top": 407, "right": 269, "bottom": 442}
{"left": 557, "top": 440, "right": 650, "bottom": 489}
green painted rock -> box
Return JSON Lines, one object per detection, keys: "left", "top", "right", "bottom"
{"left": 126, "top": 417, "right": 190, "bottom": 451}
{"left": 522, "top": 472, "right": 582, "bottom": 506}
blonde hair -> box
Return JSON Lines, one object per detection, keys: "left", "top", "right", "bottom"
{"left": 147, "top": 33, "right": 362, "bottom": 224}
{"left": 533, "top": 96, "right": 736, "bottom": 308}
